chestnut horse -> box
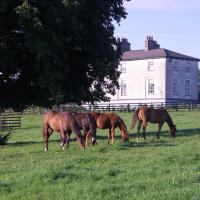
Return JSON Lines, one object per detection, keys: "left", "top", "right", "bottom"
{"left": 130, "top": 106, "right": 176, "bottom": 142}
{"left": 42, "top": 111, "right": 85, "bottom": 151}
{"left": 71, "top": 112, "right": 97, "bottom": 146}
{"left": 90, "top": 112, "right": 129, "bottom": 144}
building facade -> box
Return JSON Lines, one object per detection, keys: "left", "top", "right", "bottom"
{"left": 108, "top": 37, "right": 200, "bottom": 105}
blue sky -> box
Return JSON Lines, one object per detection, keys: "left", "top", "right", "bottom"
{"left": 114, "top": 0, "right": 200, "bottom": 59}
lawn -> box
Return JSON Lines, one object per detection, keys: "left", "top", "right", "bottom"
{"left": 0, "top": 111, "right": 200, "bottom": 200}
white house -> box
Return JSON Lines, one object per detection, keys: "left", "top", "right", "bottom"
{"left": 108, "top": 36, "right": 200, "bottom": 105}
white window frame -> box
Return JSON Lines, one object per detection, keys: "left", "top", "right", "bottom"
{"left": 120, "top": 80, "right": 127, "bottom": 96}
{"left": 185, "top": 80, "right": 191, "bottom": 96}
{"left": 120, "top": 63, "right": 126, "bottom": 73}
{"left": 148, "top": 61, "right": 154, "bottom": 71}
{"left": 148, "top": 79, "right": 154, "bottom": 94}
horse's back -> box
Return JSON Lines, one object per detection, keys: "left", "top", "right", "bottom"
{"left": 43, "top": 111, "right": 78, "bottom": 132}
{"left": 73, "top": 112, "right": 93, "bottom": 130}
{"left": 138, "top": 107, "right": 169, "bottom": 123}
{"left": 93, "top": 112, "right": 123, "bottom": 129}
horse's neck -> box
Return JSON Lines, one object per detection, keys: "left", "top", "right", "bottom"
{"left": 119, "top": 121, "right": 127, "bottom": 132}
{"left": 165, "top": 113, "right": 175, "bottom": 129}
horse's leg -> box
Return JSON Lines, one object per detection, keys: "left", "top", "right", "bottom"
{"left": 111, "top": 127, "right": 115, "bottom": 144}
{"left": 60, "top": 130, "right": 67, "bottom": 150}
{"left": 137, "top": 121, "right": 142, "bottom": 142}
{"left": 142, "top": 121, "right": 147, "bottom": 140}
{"left": 72, "top": 127, "right": 85, "bottom": 149}
{"left": 107, "top": 128, "right": 112, "bottom": 144}
{"left": 48, "top": 127, "right": 54, "bottom": 136}
{"left": 157, "top": 122, "right": 164, "bottom": 139}
{"left": 82, "top": 130, "right": 89, "bottom": 146}
{"left": 85, "top": 132, "right": 89, "bottom": 146}
{"left": 66, "top": 131, "right": 71, "bottom": 150}
{"left": 43, "top": 126, "right": 50, "bottom": 151}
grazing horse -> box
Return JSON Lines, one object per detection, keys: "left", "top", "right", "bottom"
{"left": 42, "top": 111, "right": 85, "bottom": 151}
{"left": 90, "top": 112, "right": 129, "bottom": 144}
{"left": 130, "top": 106, "right": 176, "bottom": 142}
{"left": 71, "top": 112, "right": 97, "bottom": 146}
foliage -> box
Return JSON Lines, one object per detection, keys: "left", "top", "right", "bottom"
{"left": 1, "top": 111, "right": 200, "bottom": 199}
{"left": 0, "top": 0, "right": 129, "bottom": 110}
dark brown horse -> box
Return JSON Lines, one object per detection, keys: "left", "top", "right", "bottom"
{"left": 42, "top": 111, "right": 85, "bottom": 151}
{"left": 90, "top": 112, "right": 129, "bottom": 144}
{"left": 71, "top": 112, "right": 97, "bottom": 146}
{"left": 130, "top": 106, "right": 176, "bottom": 142}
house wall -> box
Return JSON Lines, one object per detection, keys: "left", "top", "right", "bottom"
{"left": 166, "top": 58, "right": 199, "bottom": 102}
{"left": 109, "top": 58, "right": 167, "bottom": 104}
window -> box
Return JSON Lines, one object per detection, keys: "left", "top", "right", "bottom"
{"left": 185, "top": 80, "right": 190, "bottom": 96}
{"left": 120, "top": 63, "right": 126, "bottom": 73}
{"left": 173, "top": 60, "right": 179, "bottom": 71}
{"left": 121, "top": 80, "right": 127, "bottom": 96}
{"left": 172, "top": 79, "right": 178, "bottom": 95}
{"left": 148, "top": 79, "right": 154, "bottom": 94}
{"left": 148, "top": 61, "right": 154, "bottom": 71}
{"left": 186, "top": 63, "right": 191, "bottom": 72}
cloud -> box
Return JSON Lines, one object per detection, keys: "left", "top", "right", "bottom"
{"left": 124, "top": 0, "right": 200, "bottom": 11}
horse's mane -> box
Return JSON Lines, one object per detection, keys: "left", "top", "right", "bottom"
{"left": 164, "top": 110, "right": 176, "bottom": 129}
{"left": 117, "top": 115, "right": 127, "bottom": 130}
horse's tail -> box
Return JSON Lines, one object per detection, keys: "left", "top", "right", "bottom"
{"left": 42, "top": 111, "right": 51, "bottom": 140}
{"left": 130, "top": 108, "right": 140, "bottom": 130}
{"left": 41, "top": 112, "right": 47, "bottom": 140}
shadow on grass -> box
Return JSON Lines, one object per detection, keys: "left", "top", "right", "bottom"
{"left": 6, "top": 128, "right": 200, "bottom": 148}
{"left": 120, "top": 140, "right": 175, "bottom": 149}
{"left": 128, "top": 127, "right": 200, "bottom": 139}
{"left": 8, "top": 137, "right": 78, "bottom": 147}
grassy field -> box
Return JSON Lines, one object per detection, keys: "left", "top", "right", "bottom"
{"left": 1, "top": 111, "right": 200, "bottom": 200}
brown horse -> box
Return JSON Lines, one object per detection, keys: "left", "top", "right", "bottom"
{"left": 90, "top": 112, "right": 129, "bottom": 144}
{"left": 130, "top": 106, "right": 176, "bottom": 142}
{"left": 42, "top": 111, "right": 85, "bottom": 151}
{"left": 71, "top": 112, "right": 97, "bottom": 146}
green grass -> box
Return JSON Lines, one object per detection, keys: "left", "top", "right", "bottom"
{"left": 1, "top": 111, "right": 200, "bottom": 200}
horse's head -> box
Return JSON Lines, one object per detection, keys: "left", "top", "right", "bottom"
{"left": 122, "top": 131, "right": 129, "bottom": 142}
{"left": 170, "top": 126, "right": 176, "bottom": 137}
{"left": 91, "top": 136, "right": 97, "bottom": 146}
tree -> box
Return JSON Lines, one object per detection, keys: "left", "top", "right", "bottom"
{"left": 0, "top": 0, "right": 129, "bottom": 110}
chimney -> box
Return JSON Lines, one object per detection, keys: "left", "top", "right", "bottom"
{"left": 144, "top": 36, "right": 160, "bottom": 51}
{"left": 120, "top": 38, "right": 131, "bottom": 53}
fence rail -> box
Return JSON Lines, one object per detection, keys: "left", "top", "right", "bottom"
{"left": 0, "top": 114, "right": 21, "bottom": 130}
{"left": 81, "top": 102, "right": 200, "bottom": 112}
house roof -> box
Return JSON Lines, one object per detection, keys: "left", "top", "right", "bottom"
{"left": 122, "top": 48, "right": 200, "bottom": 62}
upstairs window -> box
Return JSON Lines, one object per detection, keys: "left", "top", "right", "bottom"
{"left": 120, "top": 63, "right": 126, "bottom": 73}
{"left": 186, "top": 63, "right": 191, "bottom": 72}
{"left": 172, "top": 79, "right": 178, "bottom": 95}
{"left": 148, "top": 61, "right": 154, "bottom": 71}
{"left": 121, "top": 80, "right": 127, "bottom": 96}
{"left": 148, "top": 79, "right": 154, "bottom": 94}
{"left": 173, "top": 60, "right": 179, "bottom": 71}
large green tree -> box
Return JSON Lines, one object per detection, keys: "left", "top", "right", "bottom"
{"left": 0, "top": 0, "right": 129, "bottom": 110}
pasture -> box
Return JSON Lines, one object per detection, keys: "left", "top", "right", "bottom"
{"left": 1, "top": 111, "right": 200, "bottom": 200}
